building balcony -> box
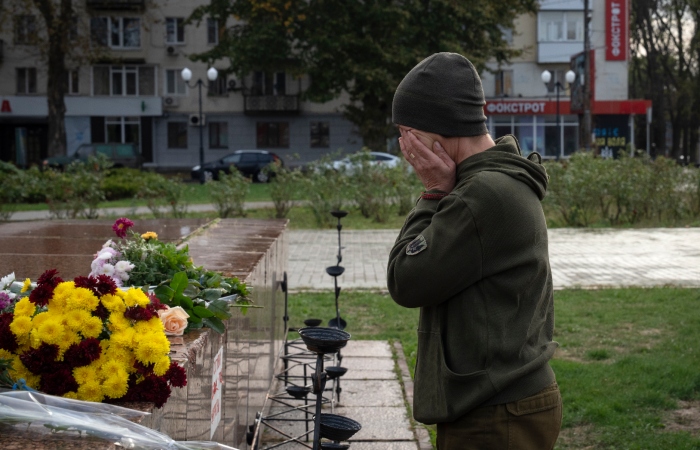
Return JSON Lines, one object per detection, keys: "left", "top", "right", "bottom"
{"left": 86, "top": 0, "right": 145, "bottom": 10}
{"left": 244, "top": 95, "right": 299, "bottom": 115}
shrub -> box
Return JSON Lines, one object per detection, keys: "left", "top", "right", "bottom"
{"left": 209, "top": 169, "right": 250, "bottom": 218}
{"left": 136, "top": 173, "right": 189, "bottom": 218}
{"left": 346, "top": 152, "right": 395, "bottom": 223}
{"left": 44, "top": 155, "right": 110, "bottom": 219}
{"left": 265, "top": 163, "right": 303, "bottom": 219}
{"left": 301, "top": 154, "right": 352, "bottom": 227}
{"left": 101, "top": 168, "right": 147, "bottom": 200}
{"left": 0, "top": 163, "right": 22, "bottom": 221}
{"left": 387, "top": 161, "right": 422, "bottom": 216}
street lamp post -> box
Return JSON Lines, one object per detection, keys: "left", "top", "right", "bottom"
{"left": 542, "top": 69, "right": 576, "bottom": 159}
{"left": 181, "top": 67, "right": 218, "bottom": 184}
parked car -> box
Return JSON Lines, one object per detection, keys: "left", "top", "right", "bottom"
{"left": 331, "top": 151, "right": 402, "bottom": 172}
{"left": 191, "top": 150, "right": 284, "bottom": 183}
{"left": 42, "top": 143, "right": 142, "bottom": 170}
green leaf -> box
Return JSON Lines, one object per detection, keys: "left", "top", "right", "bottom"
{"left": 193, "top": 305, "right": 215, "bottom": 318}
{"left": 206, "top": 273, "right": 223, "bottom": 288}
{"left": 201, "top": 288, "right": 222, "bottom": 301}
{"left": 187, "top": 314, "right": 202, "bottom": 324}
{"left": 170, "top": 271, "right": 189, "bottom": 295}
{"left": 154, "top": 285, "right": 175, "bottom": 302}
{"left": 175, "top": 294, "right": 194, "bottom": 310}
{"left": 208, "top": 299, "right": 232, "bottom": 320}
{"left": 202, "top": 316, "right": 226, "bottom": 334}
{"left": 183, "top": 284, "right": 201, "bottom": 297}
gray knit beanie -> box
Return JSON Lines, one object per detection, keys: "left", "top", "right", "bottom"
{"left": 392, "top": 52, "right": 488, "bottom": 137}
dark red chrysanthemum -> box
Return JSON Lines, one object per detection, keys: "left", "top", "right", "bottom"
{"left": 75, "top": 275, "right": 117, "bottom": 297}
{"left": 112, "top": 218, "right": 134, "bottom": 239}
{"left": 147, "top": 294, "right": 168, "bottom": 312}
{"left": 37, "top": 269, "right": 62, "bottom": 287}
{"left": 139, "top": 375, "right": 172, "bottom": 408}
{"left": 19, "top": 344, "right": 59, "bottom": 374}
{"left": 133, "top": 360, "right": 153, "bottom": 376}
{"left": 124, "top": 306, "right": 154, "bottom": 321}
{"left": 64, "top": 338, "right": 102, "bottom": 367}
{"left": 40, "top": 365, "right": 78, "bottom": 396}
{"left": 165, "top": 362, "right": 187, "bottom": 388}
{"left": 0, "top": 312, "right": 19, "bottom": 352}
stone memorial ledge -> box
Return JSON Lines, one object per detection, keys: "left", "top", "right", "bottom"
{"left": 0, "top": 218, "right": 289, "bottom": 449}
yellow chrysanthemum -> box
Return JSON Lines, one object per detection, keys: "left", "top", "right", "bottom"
{"left": 101, "top": 294, "right": 126, "bottom": 313}
{"left": 35, "top": 317, "right": 65, "bottom": 345}
{"left": 133, "top": 318, "right": 164, "bottom": 335}
{"left": 153, "top": 356, "right": 171, "bottom": 377}
{"left": 100, "top": 359, "right": 128, "bottom": 376}
{"left": 0, "top": 348, "right": 14, "bottom": 361}
{"left": 110, "top": 328, "right": 136, "bottom": 349}
{"left": 12, "top": 297, "right": 36, "bottom": 317}
{"left": 102, "top": 374, "right": 129, "bottom": 399}
{"left": 20, "top": 278, "right": 31, "bottom": 293}
{"left": 81, "top": 316, "right": 104, "bottom": 339}
{"left": 141, "top": 231, "right": 158, "bottom": 240}
{"left": 64, "top": 309, "right": 91, "bottom": 332}
{"left": 73, "top": 365, "right": 99, "bottom": 385}
{"left": 77, "top": 380, "right": 104, "bottom": 402}
{"left": 108, "top": 313, "right": 130, "bottom": 332}
{"left": 10, "top": 359, "right": 40, "bottom": 388}
{"left": 134, "top": 334, "right": 170, "bottom": 364}
{"left": 9, "top": 315, "right": 33, "bottom": 338}
{"left": 31, "top": 311, "right": 49, "bottom": 328}
{"left": 50, "top": 281, "right": 76, "bottom": 310}
{"left": 66, "top": 287, "right": 99, "bottom": 311}
{"left": 63, "top": 391, "right": 78, "bottom": 399}
{"left": 124, "top": 289, "right": 150, "bottom": 308}
{"left": 104, "top": 346, "right": 135, "bottom": 371}
{"left": 57, "top": 331, "right": 81, "bottom": 357}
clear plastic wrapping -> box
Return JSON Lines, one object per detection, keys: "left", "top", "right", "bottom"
{"left": 0, "top": 391, "right": 238, "bottom": 450}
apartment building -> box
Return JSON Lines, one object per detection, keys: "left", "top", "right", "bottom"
{"left": 481, "top": 0, "right": 650, "bottom": 159}
{"left": 0, "top": 0, "right": 649, "bottom": 169}
{"left": 0, "top": 0, "right": 362, "bottom": 169}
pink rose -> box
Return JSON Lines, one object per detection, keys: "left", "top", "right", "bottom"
{"left": 158, "top": 306, "right": 190, "bottom": 336}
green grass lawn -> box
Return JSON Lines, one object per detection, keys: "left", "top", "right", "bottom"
{"left": 289, "top": 288, "right": 700, "bottom": 449}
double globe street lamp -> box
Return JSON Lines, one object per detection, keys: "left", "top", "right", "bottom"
{"left": 541, "top": 69, "right": 576, "bottom": 159}
{"left": 181, "top": 67, "right": 218, "bottom": 184}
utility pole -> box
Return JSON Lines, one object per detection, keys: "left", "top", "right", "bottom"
{"left": 583, "top": 0, "right": 592, "bottom": 151}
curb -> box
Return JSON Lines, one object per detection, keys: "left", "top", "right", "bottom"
{"left": 393, "top": 341, "right": 433, "bottom": 450}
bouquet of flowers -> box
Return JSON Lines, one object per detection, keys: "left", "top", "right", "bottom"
{"left": 0, "top": 269, "right": 186, "bottom": 408}
{"left": 91, "top": 218, "right": 252, "bottom": 335}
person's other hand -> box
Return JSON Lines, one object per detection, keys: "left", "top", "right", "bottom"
{"left": 399, "top": 129, "right": 456, "bottom": 193}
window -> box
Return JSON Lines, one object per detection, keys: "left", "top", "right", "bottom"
{"left": 105, "top": 116, "right": 140, "bottom": 144}
{"left": 209, "top": 122, "right": 228, "bottom": 148}
{"left": 168, "top": 122, "right": 188, "bottom": 148}
{"left": 93, "top": 65, "right": 155, "bottom": 96}
{"left": 538, "top": 11, "right": 583, "bottom": 42}
{"left": 165, "top": 69, "right": 186, "bottom": 95}
{"left": 90, "top": 17, "right": 140, "bottom": 48}
{"left": 499, "top": 25, "right": 513, "bottom": 46}
{"left": 310, "top": 121, "right": 329, "bottom": 148}
{"left": 207, "top": 18, "right": 219, "bottom": 44}
{"left": 68, "top": 70, "right": 79, "bottom": 94}
{"left": 16, "top": 68, "right": 37, "bottom": 94}
{"left": 257, "top": 122, "right": 289, "bottom": 148}
{"left": 165, "top": 18, "right": 185, "bottom": 44}
{"left": 252, "top": 71, "right": 286, "bottom": 95}
{"left": 495, "top": 70, "right": 513, "bottom": 97}
{"left": 14, "top": 15, "right": 37, "bottom": 45}
{"left": 208, "top": 74, "right": 228, "bottom": 96}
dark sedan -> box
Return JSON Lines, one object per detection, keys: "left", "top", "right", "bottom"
{"left": 191, "top": 150, "right": 284, "bottom": 182}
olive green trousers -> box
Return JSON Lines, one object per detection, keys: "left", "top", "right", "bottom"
{"left": 436, "top": 382, "right": 562, "bottom": 450}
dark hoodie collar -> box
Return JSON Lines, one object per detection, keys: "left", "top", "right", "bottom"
{"left": 455, "top": 134, "right": 549, "bottom": 200}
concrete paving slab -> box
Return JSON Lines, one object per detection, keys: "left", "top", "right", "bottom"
{"left": 340, "top": 340, "right": 393, "bottom": 358}
{"left": 348, "top": 442, "right": 419, "bottom": 450}
{"left": 335, "top": 380, "right": 404, "bottom": 407}
{"left": 336, "top": 406, "right": 414, "bottom": 441}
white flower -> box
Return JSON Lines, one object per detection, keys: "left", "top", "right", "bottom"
{"left": 116, "top": 271, "right": 130, "bottom": 282}
{"left": 0, "top": 272, "right": 15, "bottom": 290}
{"left": 115, "top": 260, "right": 134, "bottom": 273}
{"left": 102, "top": 239, "right": 115, "bottom": 248}
{"left": 98, "top": 248, "right": 117, "bottom": 260}
{"left": 99, "top": 263, "right": 115, "bottom": 277}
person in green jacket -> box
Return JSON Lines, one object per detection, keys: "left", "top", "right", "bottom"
{"left": 388, "top": 52, "right": 562, "bottom": 449}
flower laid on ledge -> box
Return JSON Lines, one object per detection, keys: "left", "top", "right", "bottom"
{"left": 98, "top": 218, "right": 252, "bottom": 335}
{"left": 0, "top": 270, "right": 186, "bottom": 408}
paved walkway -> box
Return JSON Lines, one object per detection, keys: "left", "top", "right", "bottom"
{"left": 288, "top": 228, "right": 700, "bottom": 292}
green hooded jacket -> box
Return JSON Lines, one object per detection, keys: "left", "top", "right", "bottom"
{"left": 387, "top": 135, "right": 557, "bottom": 424}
